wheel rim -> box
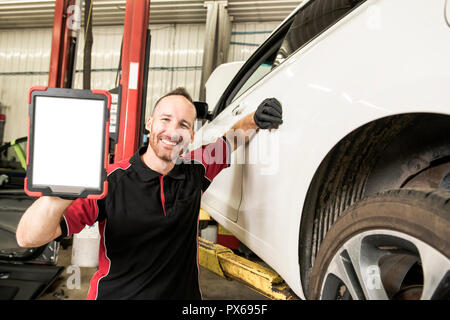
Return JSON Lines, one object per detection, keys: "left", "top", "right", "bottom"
{"left": 319, "top": 229, "right": 450, "bottom": 300}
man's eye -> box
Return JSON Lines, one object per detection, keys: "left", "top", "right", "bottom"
{"left": 161, "top": 118, "right": 169, "bottom": 121}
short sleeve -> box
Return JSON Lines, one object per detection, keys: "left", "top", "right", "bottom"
{"left": 58, "top": 197, "right": 101, "bottom": 238}
{"left": 183, "top": 136, "right": 231, "bottom": 192}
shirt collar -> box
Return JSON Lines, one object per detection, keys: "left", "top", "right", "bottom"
{"left": 130, "top": 145, "right": 186, "bottom": 181}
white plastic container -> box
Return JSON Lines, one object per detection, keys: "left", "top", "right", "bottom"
{"left": 200, "top": 224, "right": 217, "bottom": 243}
{"left": 71, "top": 222, "right": 100, "bottom": 267}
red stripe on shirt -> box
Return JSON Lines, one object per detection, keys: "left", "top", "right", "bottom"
{"left": 87, "top": 219, "right": 110, "bottom": 300}
{"left": 159, "top": 175, "right": 166, "bottom": 216}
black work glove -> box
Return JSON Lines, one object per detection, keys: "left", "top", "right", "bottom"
{"left": 253, "top": 98, "right": 283, "bottom": 129}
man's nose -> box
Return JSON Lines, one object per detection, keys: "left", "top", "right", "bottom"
{"left": 164, "top": 126, "right": 182, "bottom": 142}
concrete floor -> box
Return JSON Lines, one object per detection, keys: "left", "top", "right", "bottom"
{"left": 39, "top": 243, "right": 269, "bottom": 300}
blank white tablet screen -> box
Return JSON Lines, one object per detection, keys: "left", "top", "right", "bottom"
{"left": 32, "top": 96, "right": 105, "bottom": 190}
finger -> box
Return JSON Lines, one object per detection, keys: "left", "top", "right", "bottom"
{"left": 257, "top": 121, "right": 272, "bottom": 129}
{"left": 257, "top": 113, "right": 283, "bottom": 124}
{"left": 266, "top": 98, "right": 282, "bottom": 114}
{"left": 262, "top": 105, "right": 282, "bottom": 118}
{"left": 259, "top": 119, "right": 282, "bottom": 130}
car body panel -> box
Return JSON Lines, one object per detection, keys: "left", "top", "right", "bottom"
{"left": 195, "top": 0, "right": 450, "bottom": 299}
{"left": 205, "top": 61, "right": 245, "bottom": 111}
{"left": 446, "top": 0, "right": 450, "bottom": 26}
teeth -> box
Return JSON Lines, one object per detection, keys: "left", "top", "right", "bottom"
{"left": 161, "top": 139, "right": 177, "bottom": 146}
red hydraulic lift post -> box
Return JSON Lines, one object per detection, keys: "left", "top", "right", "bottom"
{"left": 48, "top": 0, "right": 77, "bottom": 88}
{"left": 114, "top": 0, "right": 150, "bottom": 162}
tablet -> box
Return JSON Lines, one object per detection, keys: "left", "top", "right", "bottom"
{"left": 25, "top": 87, "right": 110, "bottom": 199}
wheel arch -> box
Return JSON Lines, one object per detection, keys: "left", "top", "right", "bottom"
{"left": 298, "top": 112, "right": 450, "bottom": 296}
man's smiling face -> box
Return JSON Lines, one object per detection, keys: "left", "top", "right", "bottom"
{"left": 146, "top": 95, "right": 196, "bottom": 163}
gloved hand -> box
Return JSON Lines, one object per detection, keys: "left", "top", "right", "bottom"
{"left": 253, "top": 98, "right": 283, "bottom": 129}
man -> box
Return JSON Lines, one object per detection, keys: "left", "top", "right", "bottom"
{"left": 16, "top": 87, "right": 283, "bottom": 299}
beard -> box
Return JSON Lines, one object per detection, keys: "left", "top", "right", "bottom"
{"left": 148, "top": 131, "right": 187, "bottom": 163}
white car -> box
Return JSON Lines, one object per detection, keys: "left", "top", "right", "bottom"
{"left": 191, "top": 0, "right": 450, "bottom": 300}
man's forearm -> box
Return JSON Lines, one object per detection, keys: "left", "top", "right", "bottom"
{"left": 225, "top": 98, "right": 283, "bottom": 151}
{"left": 225, "top": 111, "right": 258, "bottom": 151}
{"left": 16, "top": 197, "right": 73, "bottom": 248}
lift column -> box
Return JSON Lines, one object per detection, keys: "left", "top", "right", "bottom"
{"left": 114, "top": 0, "right": 150, "bottom": 162}
{"left": 48, "top": 0, "right": 78, "bottom": 89}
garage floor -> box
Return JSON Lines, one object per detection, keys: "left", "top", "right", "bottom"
{"left": 38, "top": 243, "right": 269, "bottom": 300}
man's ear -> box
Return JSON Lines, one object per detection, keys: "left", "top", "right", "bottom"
{"left": 145, "top": 117, "right": 152, "bottom": 132}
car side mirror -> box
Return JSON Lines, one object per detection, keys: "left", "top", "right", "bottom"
{"left": 194, "top": 101, "right": 213, "bottom": 121}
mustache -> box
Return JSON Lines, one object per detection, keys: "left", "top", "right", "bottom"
{"left": 158, "top": 134, "right": 184, "bottom": 144}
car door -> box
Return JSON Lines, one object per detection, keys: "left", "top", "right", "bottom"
{"left": 196, "top": 18, "right": 294, "bottom": 223}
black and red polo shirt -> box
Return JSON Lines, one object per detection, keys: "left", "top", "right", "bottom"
{"left": 59, "top": 136, "right": 231, "bottom": 300}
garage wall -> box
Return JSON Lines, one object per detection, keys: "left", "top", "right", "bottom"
{"left": 72, "top": 24, "right": 205, "bottom": 120}
{"left": 0, "top": 28, "right": 51, "bottom": 143}
{"left": 0, "top": 21, "right": 279, "bottom": 143}
{"left": 229, "top": 22, "right": 279, "bottom": 61}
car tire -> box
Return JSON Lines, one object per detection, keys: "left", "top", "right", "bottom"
{"left": 307, "top": 188, "right": 450, "bottom": 300}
